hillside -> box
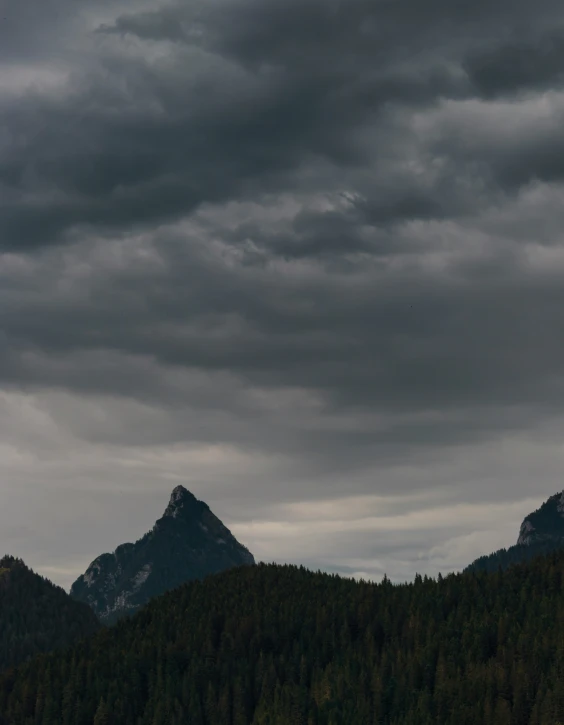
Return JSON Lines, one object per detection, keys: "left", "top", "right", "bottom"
{"left": 467, "top": 491, "right": 564, "bottom": 573}
{"left": 0, "top": 556, "right": 100, "bottom": 672}
{"left": 3, "top": 556, "right": 564, "bottom": 723}
{"left": 70, "top": 485, "right": 255, "bottom": 623}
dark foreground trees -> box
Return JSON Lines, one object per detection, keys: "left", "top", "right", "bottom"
{"left": 3, "top": 556, "right": 564, "bottom": 724}
{"left": 0, "top": 556, "right": 100, "bottom": 671}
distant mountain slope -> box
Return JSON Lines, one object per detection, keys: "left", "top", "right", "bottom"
{"left": 6, "top": 557, "right": 564, "bottom": 724}
{"left": 70, "top": 485, "right": 255, "bottom": 623}
{"left": 467, "top": 491, "right": 564, "bottom": 573}
{"left": 0, "top": 556, "right": 100, "bottom": 671}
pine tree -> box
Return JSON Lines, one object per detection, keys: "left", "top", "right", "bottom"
{"left": 93, "top": 697, "right": 110, "bottom": 725}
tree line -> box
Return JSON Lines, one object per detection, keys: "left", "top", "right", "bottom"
{"left": 2, "top": 556, "right": 564, "bottom": 723}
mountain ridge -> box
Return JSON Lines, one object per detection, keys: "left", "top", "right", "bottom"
{"left": 467, "top": 489, "right": 564, "bottom": 573}
{"left": 70, "top": 485, "right": 255, "bottom": 622}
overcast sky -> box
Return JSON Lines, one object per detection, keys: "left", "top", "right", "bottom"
{"left": 2, "top": 0, "right": 564, "bottom": 589}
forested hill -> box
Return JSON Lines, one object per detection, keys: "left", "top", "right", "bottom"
{"left": 0, "top": 556, "right": 100, "bottom": 672}
{"left": 465, "top": 539, "right": 564, "bottom": 574}
{"left": 4, "top": 558, "right": 564, "bottom": 724}
{"left": 467, "top": 491, "right": 564, "bottom": 573}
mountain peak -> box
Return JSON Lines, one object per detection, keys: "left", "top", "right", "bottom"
{"left": 170, "top": 484, "right": 193, "bottom": 502}
{"left": 71, "top": 486, "right": 255, "bottom": 623}
{"left": 467, "top": 490, "right": 564, "bottom": 573}
{"left": 516, "top": 490, "right": 564, "bottom": 545}
{"left": 162, "top": 485, "right": 203, "bottom": 520}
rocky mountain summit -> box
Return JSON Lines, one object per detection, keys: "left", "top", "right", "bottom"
{"left": 70, "top": 486, "right": 255, "bottom": 623}
{"left": 467, "top": 490, "right": 564, "bottom": 573}
{"left": 516, "top": 491, "right": 564, "bottom": 545}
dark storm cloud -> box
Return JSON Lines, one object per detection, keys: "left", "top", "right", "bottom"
{"left": 465, "top": 31, "right": 564, "bottom": 98}
{"left": 4, "top": 0, "right": 564, "bottom": 585}
{"left": 3, "top": 214, "right": 564, "bottom": 474}
{"left": 3, "top": 0, "right": 564, "bottom": 252}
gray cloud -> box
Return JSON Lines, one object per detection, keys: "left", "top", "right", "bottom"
{"left": 4, "top": 0, "right": 564, "bottom": 253}
{"left": 2, "top": 0, "right": 564, "bottom": 586}
{"left": 465, "top": 31, "right": 564, "bottom": 98}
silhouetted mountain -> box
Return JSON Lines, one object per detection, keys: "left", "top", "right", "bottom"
{"left": 5, "top": 556, "right": 564, "bottom": 723}
{"left": 467, "top": 491, "right": 564, "bottom": 573}
{"left": 70, "top": 486, "right": 255, "bottom": 623}
{"left": 0, "top": 555, "right": 100, "bottom": 671}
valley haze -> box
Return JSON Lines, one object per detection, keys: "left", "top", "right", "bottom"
{"left": 2, "top": 0, "right": 564, "bottom": 588}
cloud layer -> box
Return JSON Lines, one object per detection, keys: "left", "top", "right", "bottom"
{"left": 2, "top": 0, "right": 564, "bottom": 586}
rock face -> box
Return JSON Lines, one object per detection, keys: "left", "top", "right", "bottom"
{"left": 467, "top": 491, "right": 564, "bottom": 573}
{"left": 516, "top": 491, "right": 564, "bottom": 545}
{"left": 70, "top": 486, "right": 255, "bottom": 623}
